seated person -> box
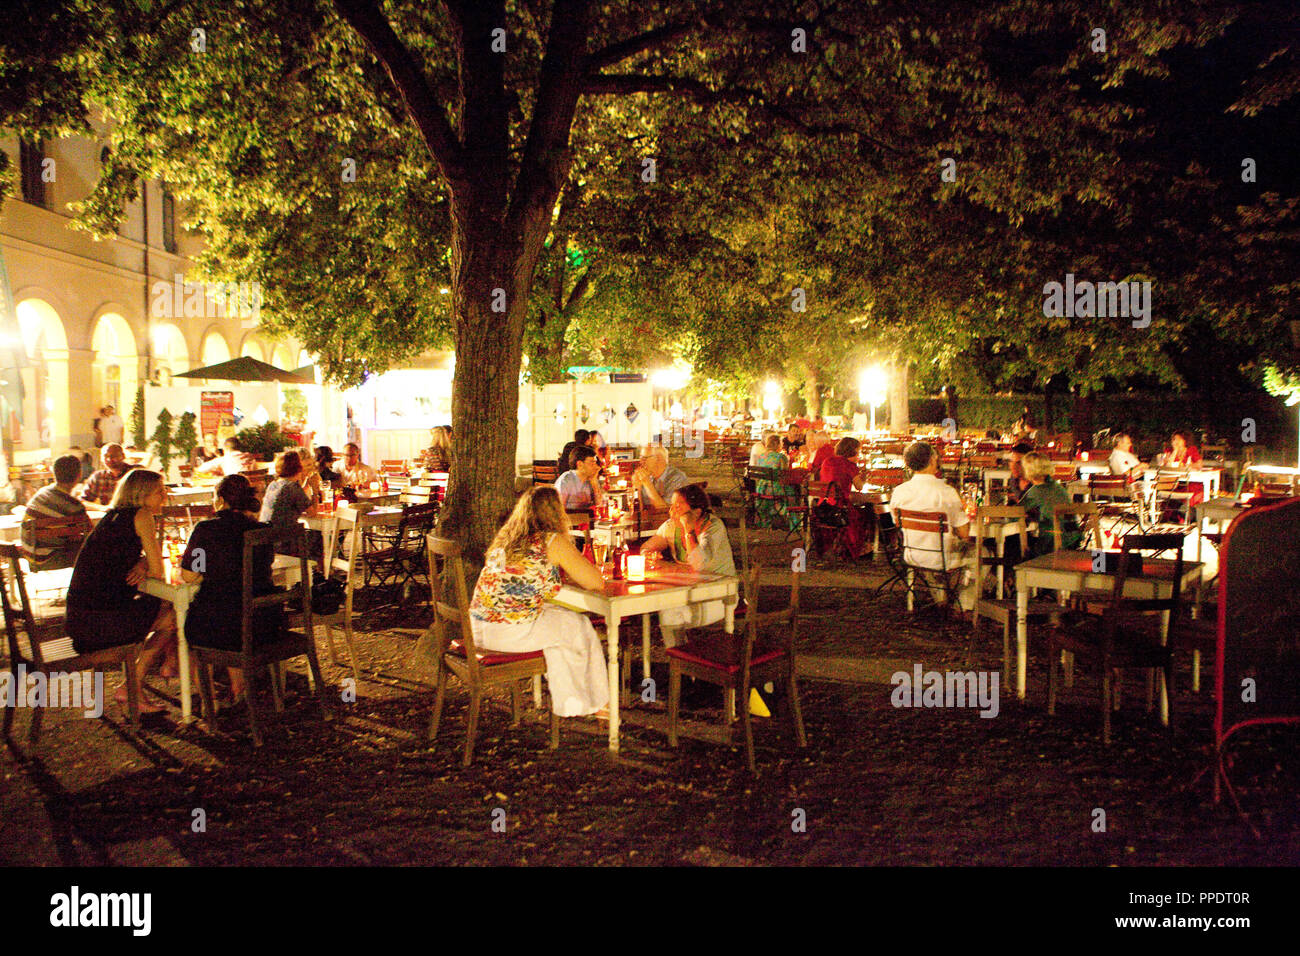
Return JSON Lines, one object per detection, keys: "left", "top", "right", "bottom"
{"left": 806, "top": 430, "right": 834, "bottom": 474}
{"left": 468, "top": 486, "right": 608, "bottom": 719}
{"left": 258, "top": 450, "right": 323, "bottom": 571}
{"left": 632, "top": 443, "right": 690, "bottom": 512}
{"left": 196, "top": 438, "right": 254, "bottom": 477}
{"left": 80, "top": 442, "right": 132, "bottom": 505}
{"left": 640, "top": 484, "right": 736, "bottom": 647}
{"left": 1019, "top": 452, "right": 1081, "bottom": 555}
{"left": 555, "top": 445, "right": 604, "bottom": 512}
{"left": 66, "top": 469, "right": 178, "bottom": 712}
{"left": 782, "top": 423, "right": 805, "bottom": 457}
{"left": 1006, "top": 441, "right": 1034, "bottom": 501}
{"left": 1107, "top": 432, "right": 1141, "bottom": 479}
{"left": 422, "top": 425, "right": 452, "bottom": 472}
{"left": 340, "top": 442, "right": 379, "bottom": 489}
{"left": 315, "top": 445, "right": 343, "bottom": 488}
{"left": 752, "top": 434, "right": 791, "bottom": 528}
{"left": 22, "top": 454, "right": 92, "bottom": 570}
{"left": 748, "top": 432, "right": 773, "bottom": 467}
{"left": 180, "top": 474, "right": 280, "bottom": 700}
{"left": 889, "top": 441, "right": 975, "bottom": 609}
{"left": 194, "top": 434, "right": 221, "bottom": 466}
{"left": 556, "top": 428, "right": 590, "bottom": 477}
{"left": 818, "top": 436, "right": 871, "bottom": 559}
{"left": 1162, "top": 430, "right": 1202, "bottom": 468}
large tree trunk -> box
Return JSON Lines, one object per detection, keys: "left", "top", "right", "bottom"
{"left": 887, "top": 357, "right": 910, "bottom": 433}
{"left": 802, "top": 372, "right": 821, "bottom": 419}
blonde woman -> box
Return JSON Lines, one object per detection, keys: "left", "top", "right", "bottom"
{"left": 66, "top": 468, "right": 177, "bottom": 711}
{"left": 468, "top": 486, "right": 609, "bottom": 718}
{"left": 295, "top": 447, "right": 324, "bottom": 505}
{"left": 423, "top": 425, "right": 452, "bottom": 472}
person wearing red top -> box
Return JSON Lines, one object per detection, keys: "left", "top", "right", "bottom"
{"left": 807, "top": 430, "right": 833, "bottom": 474}
{"left": 818, "top": 436, "right": 870, "bottom": 559}
{"left": 1163, "top": 430, "right": 1202, "bottom": 467}
{"left": 1159, "top": 430, "right": 1204, "bottom": 519}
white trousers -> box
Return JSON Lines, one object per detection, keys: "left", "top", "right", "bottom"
{"left": 658, "top": 600, "right": 726, "bottom": 648}
{"left": 471, "top": 605, "right": 609, "bottom": 717}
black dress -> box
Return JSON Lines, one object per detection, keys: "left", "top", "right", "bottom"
{"left": 180, "top": 511, "right": 283, "bottom": 650}
{"left": 66, "top": 506, "right": 163, "bottom": 653}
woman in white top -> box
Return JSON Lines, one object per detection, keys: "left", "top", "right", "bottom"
{"left": 748, "top": 432, "right": 774, "bottom": 467}
{"left": 640, "top": 484, "right": 737, "bottom": 647}
{"left": 1108, "top": 432, "right": 1141, "bottom": 478}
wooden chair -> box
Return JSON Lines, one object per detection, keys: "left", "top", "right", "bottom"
{"left": 1088, "top": 475, "right": 1144, "bottom": 540}
{"left": 19, "top": 512, "right": 92, "bottom": 571}
{"left": 895, "top": 509, "right": 963, "bottom": 615}
{"left": 871, "top": 503, "right": 911, "bottom": 598}
{"left": 1150, "top": 470, "right": 1194, "bottom": 524}
{"left": 316, "top": 504, "right": 373, "bottom": 683}
{"left": 423, "top": 536, "right": 558, "bottom": 766}
{"left": 780, "top": 468, "right": 811, "bottom": 547}
{"left": 863, "top": 467, "right": 907, "bottom": 490}
{"left": 532, "top": 460, "right": 559, "bottom": 486}
{"left": 1052, "top": 461, "right": 1079, "bottom": 483}
{"left": 0, "top": 542, "right": 142, "bottom": 745}
{"left": 380, "top": 459, "right": 407, "bottom": 475}
{"left": 807, "top": 479, "right": 851, "bottom": 560}
{"left": 1050, "top": 502, "right": 1102, "bottom": 552}
{"left": 665, "top": 565, "right": 806, "bottom": 773}
{"left": 1046, "top": 533, "right": 1184, "bottom": 744}
{"left": 190, "top": 527, "right": 328, "bottom": 746}
{"left": 969, "top": 507, "right": 1062, "bottom": 678}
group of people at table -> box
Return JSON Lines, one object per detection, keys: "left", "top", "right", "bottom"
{"left": 14, "top": 435, "right": 428, "bottom": 713}
{"left": 12, "top": 417, "right": 1214, "bottom": 729}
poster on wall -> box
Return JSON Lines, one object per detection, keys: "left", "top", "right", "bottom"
{"left": 200, "top": 391, "right": 236, "bottom": 443}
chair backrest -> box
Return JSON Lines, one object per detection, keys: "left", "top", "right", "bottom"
{"left": 1257, "top": 481, "right": 1296, "bottom": 497}
{"left": 0, "top": 542, "right": 45, "bottom": 665}
{"left": 895, "top": 509, "right": 951, "bottom": 570}
{"left": 425, "top": 535, "right": 483, "bottom": 682}
{"left": 973, "top": 505, "right": 1029, "bottom": 590}
{"left": 156, "top": 503, "right": 215, "bottom": 549}
{"left": 807, "top": 479, "right": 837, "bottom": 505}
{"left": 240, "top": 526, "right": 308, "bottom": 654}
{"left": 532, "top": 460, "right": 558, "bottom": 485}
{"left": 746, "top": 466, "right": 779, "bottom": 485}
{"left": 380, "top": 459, "right": 407, "bottom": 475}
{"left": 865, "top": 467, "right": 907, "bottom": 488}
{"left": 1200, "top": 443, "right": 1228, "bottom": 461}
{"left": 400, "top": 486, "right": 435, "bottom": 505}
{"left": 1088, "top": 474, "right": 1130, "bottom": 497}
{"left": 1052, "top": 462, "right": 1078, "bottom": 482}
{"left": 1050, "top": 502, "right": 1101, "bottom": 551}
{"left": 1108, "top": 532, "right": 1186, "bottom": 622}
{"left": 21, "top": 512, "right": 93, "bottom": 565}
{"left": 744, "top": 563, "right": 801, "bottom": 662}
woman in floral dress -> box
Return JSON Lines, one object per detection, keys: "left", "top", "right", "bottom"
{"left": 753, "top": 434, "right": 791, "bottom": 529}
{"left": 469, "top": 486, "right": 609, "bottom": 718}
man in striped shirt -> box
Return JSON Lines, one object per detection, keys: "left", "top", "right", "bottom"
{"left": 22, "top": 454, "right": 91, "bottom": 570}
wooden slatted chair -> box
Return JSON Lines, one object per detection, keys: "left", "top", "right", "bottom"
{"left": 423, "top": 536, "right": 558, "bottom": 766}
{"left": 666, "top": 565, "right": 805, "bottom": 773}
{"left": 968, "top": 506, "right": 1063, "bottom": 678}
{"left": 895, "top": 509, "right": 963, "bottom": 615}
{"left": 532, "top": 460, "right": 559, "bottom": 486}
{"left": 1150, "top": 470, "right": 1194, "bottom": 524}
{"left": 1052, "top": 461, "right": 1079, "bottom": 483}
{"left": 156, "top": 503, "right": 214, "bottom": 557}
{"left": 1046, "top": 533, "right": 1184, "bottom": 744}
{"left": 190, "top": 527, "right": 328, "bottom": 746}
{"left": 0, "top": 542, "right": 142, "bottom": 745}
{"left": 1087, "top": 475, "right": 1144, "bottom": 540}
{"left": 20, "top": 512, "right": 93, "bottom": 572}
{"left": 1050, "top": 502, "right": 1103, "bottom": 552}
{"left": 315, "top": 504, "right": 371, "bottom": 683}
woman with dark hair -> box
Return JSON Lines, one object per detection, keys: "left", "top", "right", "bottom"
{"left": 314, "top": 445, "right": 342, "bottom": 488}
{"left": 66, "top": 468, "right": 177, "bottom": 711}
{"left": 180, "top": 475, "right": 280, "bottom": 699}
{"left": 469, "top": 486, "right": 609, "bottom": 718}
{"left": 640, "top": 484, "right": 737, "bottom": 646}
{"left": 259, "top": 450, "right": 322, "bottom": 570}
{"left": 817, "top": 436, "right": 870, "bottom": 559}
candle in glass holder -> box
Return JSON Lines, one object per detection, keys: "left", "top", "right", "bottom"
{"left": 626, "top": 554, "right": 646, "bottom": 581}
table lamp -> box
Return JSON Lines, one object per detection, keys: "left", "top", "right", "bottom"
{"left": 626, "top": 554, "right": 646, "bottom": 581}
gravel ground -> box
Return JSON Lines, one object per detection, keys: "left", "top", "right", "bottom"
{"left": 3, "top": 537, "right": 1297, "bottom": 866}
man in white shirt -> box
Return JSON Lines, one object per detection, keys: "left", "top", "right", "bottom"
{"left": 1108, "top": 432, "right": 1141, "bottom": 478}
{"left": 99, "top": 405, "right": 125, "bottom": 445}
{"left": 195, "top": 438, "right": 254, "bottom": 477}
{"left": 889, "top": 441, "right": 976, "bottom": 610}
{"left": 341, "top": 442, "right": 379, "bottom": 488}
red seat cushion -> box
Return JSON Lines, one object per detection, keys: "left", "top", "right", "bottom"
{"left": 448, "top": 638, "right": 544, "bottom": 666}
{"left": 665, "top": 634, "right": 785, "bottom": 675}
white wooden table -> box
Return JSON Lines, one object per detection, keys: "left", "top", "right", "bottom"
{"left": 1012, "top": 551, "right": 1202, "bottom": 702}
{"left": 140, "top": 577, "right": 200, "bottom": 722}
{"left": 554, "top": 566, "right": 740, "bottom": 752}
{"left": 166, "top": 486, "right": 216, "bottom": 506}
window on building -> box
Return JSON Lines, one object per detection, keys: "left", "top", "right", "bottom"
{"left": 19, "top": 139, "right": 46, "bottom": 207}
{"left": 161, "top": 186, "right": 177, "bottom": 253}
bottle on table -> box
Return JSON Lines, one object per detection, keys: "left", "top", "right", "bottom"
{"left": 611, "top": 530, "right": 625, "bottom": 580}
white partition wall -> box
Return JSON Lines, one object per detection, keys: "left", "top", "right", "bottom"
{"left": 522, "top": 381, "right": 653, "bottom": 465}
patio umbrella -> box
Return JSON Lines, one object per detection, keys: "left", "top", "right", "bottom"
{"left": 173, "top": 356, "right": 312, "bottom": 384}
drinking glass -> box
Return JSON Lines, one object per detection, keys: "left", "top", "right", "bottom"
{"left": 593, "top": 541, "right": 609, "bottom": 565}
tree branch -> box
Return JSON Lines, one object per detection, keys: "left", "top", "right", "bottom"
{"left": 585, "top": 18, "right": 700, "bottom": 71}
{"left": 331, "top": 0, "right": 467, "bottom": 188}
